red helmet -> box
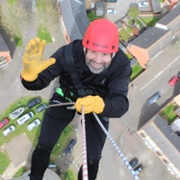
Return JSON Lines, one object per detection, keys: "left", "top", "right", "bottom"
{"left": 83, "top": 19, "right": 119, "bottom": 53}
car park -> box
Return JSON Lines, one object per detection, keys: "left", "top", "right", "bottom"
{"left": 3, "top": 125, "right": 16, "bottom": 136}
{"left": 105, "top": 8, "right": 117, "bottom": 14}
{"left": 0, "top": 118, "right": 9, "bottom": 129}
{"left": 17, "top": 112, "right": 34, "bottom": 126}
{"left": 27, "top": 97, "right": 41, "bottom": 108}
{"left": 134, "top": 164, "right": 143, "bottom": 175}
{"left": 129, "top": 157, "right": 138, "bottom": 169}
{"left": 63, "top": 139, "right": 77, "bottom": 156}
{"left": 168, "top": 75, "right": 179, "bottom": 86}
{"left": 27, "top": 119, "right": 41, "bottom": 131}
{"left": 36, "top": 103, "right": 48, "bottom": 113}
{"left": 148, "top": 92, "right": 161, "bottom": 104}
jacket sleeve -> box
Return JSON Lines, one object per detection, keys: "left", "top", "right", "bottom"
{"left": 101, "top": 52, "right": 132, "bottom": 118}
{"left": 21, "top": 47, "right": 65, "bottom": 91}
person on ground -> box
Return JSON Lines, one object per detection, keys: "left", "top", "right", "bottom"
{"left": 20, "top": 18, "right": 132, "bottom": 180}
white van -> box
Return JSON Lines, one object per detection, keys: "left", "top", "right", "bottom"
{"left": 17, "top": 112, "right": 34, "bottom": 126}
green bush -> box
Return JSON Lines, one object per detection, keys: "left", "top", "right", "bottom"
{"left": 160, "top": 104, "right": 177, "bottom": 124}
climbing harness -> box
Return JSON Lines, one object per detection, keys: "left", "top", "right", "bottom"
{"left": 49, "top": 42, "right": 140, "bottom": 179}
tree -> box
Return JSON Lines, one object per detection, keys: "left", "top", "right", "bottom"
{"left": 127, "top": 6, "right": 139, "bottom": 19}
{"left": 131, "top": 27, "right": 139, "bottom": 36}
{"left": 37, "top": 0, "right": 59, "bottom": 39}
{"left": 0, "top": 1, "right": 29, "bottom": 44}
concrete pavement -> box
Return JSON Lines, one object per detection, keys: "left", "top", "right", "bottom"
{"left": 0, "top": 4, "right": 67, "bottom": 180}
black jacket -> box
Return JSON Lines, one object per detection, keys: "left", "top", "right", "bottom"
{"left": 21, "top": 40, "right": 132, "bottom": 118}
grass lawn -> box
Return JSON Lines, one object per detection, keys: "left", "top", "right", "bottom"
{"left": 119, "top": 28, "right": 131, "bottom": 42}
{"left": 0, "top": 95, "right": 75, "bottom": 175}
{"left": 0, "top": 95, "right": 47, "bottom": 145}
{"left": 13, "top": 167, "right": 27, "bottom": 178}
{"left": 14, "top": 36, "right": 23, "bottom": 47}
{"left": 38, "top": 27, "right": 52, "bottom": 43}
{"left": 130, "top": 63, "right": 144, "bottom": 81}
{"left": 7, "top": 0, "right": 17, "bottom": 3}
{"left": 65, "top": 169, "right": 76, "bottom": 180}
{"left": 50, "top": 125, "right": 75, "bottom": 162}
{"left": 140, "top": 16, "right": 161, "bottom": 27}
{"left": 87, "top": 11, "right": 103, "bottom": 22}
{"left": 135, "top": 18, "right": 144, "bottom": 29}
{"left": 0, "top": 152, "right": 11, "bottom": 174}
{"left": 160, "top": 103, "right": 177, "bottom": 124}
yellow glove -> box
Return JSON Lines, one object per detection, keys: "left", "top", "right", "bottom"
{"left": 21, "top": 37, "right": 56, "bottom": 81}
{"left": 75, "top": 95, "right": 105, "bottom": 114}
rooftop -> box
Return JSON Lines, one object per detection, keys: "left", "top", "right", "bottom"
{"left": 60, "top": 0, "right": 89, "bottom": 41}
{"left": 0, "top": 34, "right": 9, "bottom": 52}
{"left": 157, "top": 3, "right": 180, "bottom": 25}
{"left": 129, "top": 27, "right": 170, "bottom": 49}
{"left": 143, "top": 114, "right": 180, "bottom": 169}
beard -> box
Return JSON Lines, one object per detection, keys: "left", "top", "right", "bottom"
{"left": 86, "top": 59, "right": 110, "bottom": 74}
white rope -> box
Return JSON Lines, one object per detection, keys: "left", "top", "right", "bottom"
{"left": 93, "top": 113, "right": 140, "bottom": 180}
{"left": 81, "top": 106, "right": 89, "bottom": 180}
{"left": 48, "top": 102, "right": 139, "bottom": 179}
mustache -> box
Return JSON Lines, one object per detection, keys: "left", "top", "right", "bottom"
{"left": 87, "top": 59, "right": 103, "bottom": 65}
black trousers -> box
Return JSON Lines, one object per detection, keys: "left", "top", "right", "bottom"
{"left": 30, "top": 93, "right": 109, "bottom": 180}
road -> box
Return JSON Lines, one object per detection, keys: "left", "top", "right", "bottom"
{"left": 97, "top": 35, "right": 180, "bottom": 180}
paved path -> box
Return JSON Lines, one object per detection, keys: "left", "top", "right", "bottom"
{"left": 0, "top": 3, "right": 67, "bottom": 179}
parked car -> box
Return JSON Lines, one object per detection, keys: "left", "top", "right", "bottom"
{"left": 63, "top": 139, "right": 77, "bottom": 156}
{"left": 134, "top": 164, "right": 143, "bottom": 175}
{"left": 27, "top": 97, "right": 41, "bottom": 108}
{"left": 9, "top": 107, "right": 25, "bottom": 120}
{"left": 36, "top": 103, "right": 48, "bottom": 113}
{"left": 105, "top": 8, "right": 117, "bottom": 14}
{"left": 17, "top": 112, "right": 34, "bottom": 126}
{"left": 3, "top": 125, "right": 16, "bottom": 136}
{"left": 138, "top": 1, "right": 149, "bottom": 8}
{"left": 148, "top": 92, "right": 161, "bottom": 104}
{"left": 0, "top": 118, "right": 9, "bottom": 129}
{"left": 168, "top": 75, "right": 179, "bottom": 86}
{"left": 27, "top": 119, "right": 41, "bottom": 131}
{"left": 177, "top": 71, "right": 180, "bottom": 79}
{"left": 129, "top": 157, "right": 138, "bottom": 169}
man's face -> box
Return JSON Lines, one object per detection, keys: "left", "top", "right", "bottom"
{"left": 85, "top": 49, "right": 113, "bottom": 74}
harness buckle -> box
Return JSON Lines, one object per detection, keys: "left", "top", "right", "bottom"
{"left": 78, "top": 89, "right": 87, "bottom": 97}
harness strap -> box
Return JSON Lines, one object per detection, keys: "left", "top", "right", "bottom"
{"left": 64, "top": 43, "right": 87, "bottom": 97}
{"left": 64, "top": 42, "right": 109, "bottom": 98}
